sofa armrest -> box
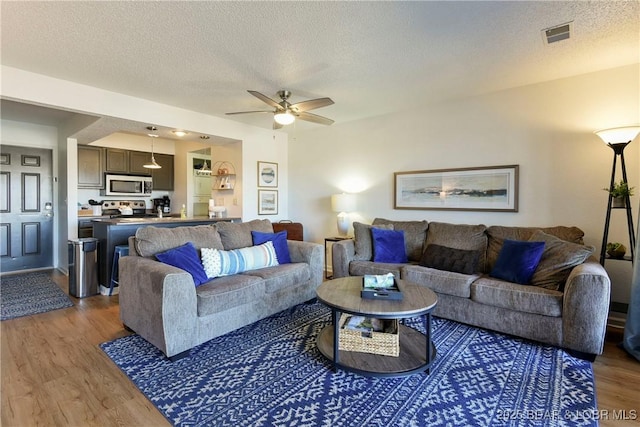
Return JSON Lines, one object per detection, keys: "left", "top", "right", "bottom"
{"left": 332, "top": 239, "right": 355, "bottom": 278}
{"left": 287, "top": 240, "right": 324, "bottom": 286}
{"left": 562, "top": 260, "right": 611, "bottom": 355}
{"left": 119, "top": 256, "right": 198, "bottom": 358}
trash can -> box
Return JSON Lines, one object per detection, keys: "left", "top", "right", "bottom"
{"left": 68, "top": 237, "right": 99, "bottom": 298}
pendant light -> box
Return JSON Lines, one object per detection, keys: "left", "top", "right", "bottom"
{"left": 144, "top": 126, "right": 162, "bottom": 169}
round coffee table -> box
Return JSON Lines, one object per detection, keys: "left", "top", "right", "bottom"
{"left": 316, "top": 276, "right": 437, "bottom": 377}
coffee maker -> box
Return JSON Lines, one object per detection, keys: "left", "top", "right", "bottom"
{"left": 153, "top": 196, "right": 171, "bottom": 214}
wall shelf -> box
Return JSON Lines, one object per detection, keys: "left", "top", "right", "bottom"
{"left": 212, "top": 161, "right": 236, "bottom": 190}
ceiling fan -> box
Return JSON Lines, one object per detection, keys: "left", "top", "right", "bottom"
{"left": 226, "top": 90, "right": 334, "bottom": 129}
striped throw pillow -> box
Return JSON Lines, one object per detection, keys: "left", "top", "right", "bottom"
{"left": 201, "top": 241, "right": 279, "bottom": 279}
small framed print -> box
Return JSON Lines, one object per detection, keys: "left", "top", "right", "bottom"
{"left": 258, "top": 189, "right": 278, "bottom": 215}
{"left": 257, "top": 161, "right": 278, "bottom": 187}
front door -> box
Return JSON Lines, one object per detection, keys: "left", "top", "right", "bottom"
{"left": 0, "top": 145, "right": 54, "bottom": 273}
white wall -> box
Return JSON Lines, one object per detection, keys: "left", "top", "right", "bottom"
{"left": 289, "top": 64, "right": 640, "bottom": 306}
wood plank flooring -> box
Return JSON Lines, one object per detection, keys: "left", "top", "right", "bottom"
{"left": 1, "top": 270, "right": 639, "bottom": 426}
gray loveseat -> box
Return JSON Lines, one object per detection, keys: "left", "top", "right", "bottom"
{"left": 119, "top": 219, "right": 323, "bottom": 360}
{"left": 332, "top": 219, "right": 611, "bottom": 360}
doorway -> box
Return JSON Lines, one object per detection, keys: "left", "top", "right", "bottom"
{"left": 0, "top": 145, "right": 54, "bottom": 273}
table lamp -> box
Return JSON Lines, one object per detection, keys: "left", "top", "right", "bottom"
{"left": 331, "top": 193, "right": 356, "bottom": 237}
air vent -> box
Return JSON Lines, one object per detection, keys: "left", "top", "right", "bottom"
{"left": 542, "top": 21, "right": 573, "bottom": 44}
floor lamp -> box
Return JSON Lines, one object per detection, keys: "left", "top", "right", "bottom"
{"left": 595, "top": 126, "right": 640, "bottom": 265}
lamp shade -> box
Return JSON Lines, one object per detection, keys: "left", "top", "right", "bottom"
{"left": 331, "top": 193, "right": 356, "bottom": 213}
{"left": 594, "top": 126, "right": 640, "bottom": 144}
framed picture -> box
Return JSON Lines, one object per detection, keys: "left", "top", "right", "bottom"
{"left": 257, "top": 161, "right": 278, "bottom": 187}
{"left": 258, "top": 189, "right": 278, "bottom": 215}
{"left": 394, "top": 165, "right": 519, "bottom": 212}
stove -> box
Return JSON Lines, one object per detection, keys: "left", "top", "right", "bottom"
{"left": 101, "top": 200, "right": 153, "bottom": 218}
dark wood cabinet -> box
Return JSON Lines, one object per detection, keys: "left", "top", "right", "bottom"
{"left": 77, "top": 146, "right": 104, "bottom": 188}
{"left": 105, "top": 148, "right": 128, "bottom": 173}
{"left": 152, "top": 153, "right": 174, "bottom": 190}
{"left": 95, "top": 147, "right": 173, "bottom": 190}
{"left": 128, "top": 151, "right": 152, "bottom": 176}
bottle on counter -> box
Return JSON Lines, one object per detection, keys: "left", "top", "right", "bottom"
{"left": 180, "top": 204, "right": 186, "bottom": 218}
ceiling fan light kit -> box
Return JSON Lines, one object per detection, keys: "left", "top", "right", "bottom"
{"left": 274, "top": 111, "right": 295, "bottom": 125}
{"left": 226, "top": 89, "right": 334, "bottom": 127}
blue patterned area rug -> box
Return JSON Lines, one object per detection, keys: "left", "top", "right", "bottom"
{"left": 1, "top": 272, "right": 73, "bottom": 320}
{"left": 101, "top": 302, "right": 597, "bottom": 427}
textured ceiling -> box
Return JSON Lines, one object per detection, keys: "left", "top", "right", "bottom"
{"left": 1, "top": 1, "right": 639, "bottom": 136}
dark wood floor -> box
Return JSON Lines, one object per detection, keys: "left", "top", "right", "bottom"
{"left": 1, "top": 270, "right": 639, "bottom": 426}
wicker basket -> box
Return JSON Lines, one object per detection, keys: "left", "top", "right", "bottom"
{"left": 338, "top": 314, "right": 399, "bottom": 357}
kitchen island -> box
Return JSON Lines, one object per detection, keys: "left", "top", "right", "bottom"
{"left": 92, "top": 216, "right": 240, "bottom": 292}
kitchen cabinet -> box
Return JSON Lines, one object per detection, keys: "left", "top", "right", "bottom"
{"left": 128, "top": 151, "right": 152, "bottom": 176}
{"left": 105, "top": 148, "right": 129, "bottom": 173}
{"left": 78, "top": 146, "right": 104, "bottom": 188}
{"left": 152, "top": 153, "right": 174, "bottom": 191}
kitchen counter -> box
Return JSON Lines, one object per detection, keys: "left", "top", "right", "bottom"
{"left": 92, "top": 216, "right": 239, "bottom": 225}
{"left": 92, "top": 216, "right": 241, "bottom": 289}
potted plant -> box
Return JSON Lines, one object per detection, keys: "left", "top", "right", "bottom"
{"left": 603, "top": 180, "right": 634, "bottom": 208}
{"left": 606, "top": 242, "right": 627, "bottom": 259}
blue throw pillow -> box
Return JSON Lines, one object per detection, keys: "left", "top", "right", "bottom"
{"left": 371, "top": 228, "right": 408, "bottom": 263}
{"left": 156, "top": 242, "right": 209, "bottom": 287}
{"left": 490, "top": 239, "right": 546, "bottom": 285}
{"left": 251, "top": 230, "right": 291, "bottom": 264}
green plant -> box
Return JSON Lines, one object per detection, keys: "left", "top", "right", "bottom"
{"left": 603, "top": 180, "right": 635, "bottom": 198}
{"left": 606, "top": 242, "right": 625, "bottom": 252}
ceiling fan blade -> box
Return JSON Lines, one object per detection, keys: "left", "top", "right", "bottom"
{"left": 225, "top": 110, "right": 273, "bottom": 115}
{"left": 248, "top": 90, "right": 283, "bottom": 110}
{"left": 290, "top": 97, "right": 334, "bottom": 113}
{"left": 297, "top": 111, "right": 334, "bottom": 125}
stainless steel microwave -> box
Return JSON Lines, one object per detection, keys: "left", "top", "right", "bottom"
{"left": 102, "top": 174, "right": 153, "bottom": 197}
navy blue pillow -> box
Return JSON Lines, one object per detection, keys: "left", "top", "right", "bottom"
{"left": 371, "top": 228, "right": 408, "bottom": 263}
{"left": 156, "top": 242, "right": 209, "bottom": 287}
{"left": 490, "top": 239, "right": 545, "bottom": 285}
{"left": 252, "top": 230, "right": 291, "bottom": 264}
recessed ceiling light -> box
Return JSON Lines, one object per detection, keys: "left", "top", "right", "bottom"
{"left": 172, "top": 130, "right": 188, "bottom": 137}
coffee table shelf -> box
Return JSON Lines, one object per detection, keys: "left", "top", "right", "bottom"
{"left": 317, "top": 323, "right": 437, "bottom": 377}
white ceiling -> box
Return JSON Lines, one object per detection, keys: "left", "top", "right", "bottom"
{"left": 1, "top": 1, "right": 639, "bottom": 138}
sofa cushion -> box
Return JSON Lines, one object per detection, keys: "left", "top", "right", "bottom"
{"left": 252, "top": 230, "right": 291, "bottom": 264}
{"left": 402, "top": 265, "right": 480, "bottom": 298}
{"left": 490, "top": 239, "right": 545, "bottom": 285}
{"left": 353, "top": 222, "right": 394, "bottom": 261}
{"left": 486, "top": 225, "right": 585, "bottom": 271}
{"left": 155, "top": 242, "right": 209, "bottom": 286}
{"left": 216, "top": 219, "right": 273, "bottom": 250}
{"left": 471, "top": 277, "right": 563, "bottom": 317}
{"left": 528, "top": 230, "right": 595, "bottom": 290}
{"left": 135, "top": 225, "right": 222, "bottom": 257}
{"left": 349, "top": 260, "right": 403, "bottom": 279}
{"left": 371, "top": 228, "right": 408, "bottom": 263}
{"left": 196, "top": 274, "right": 264, "bottom": 317}
{"left": 419, "top": 244, "right": 481, "bottom": 275}
{"left": 242, "top": 263, "right": 311, "bottom": 294}
{"left": 201, "top": 242, "right": 279, "bottom": 278}
{"left": 372, "top": 218, "right": 429, "bottom": 262}
{"left": 425, "top": 222, "right": 488, "bottom": 271}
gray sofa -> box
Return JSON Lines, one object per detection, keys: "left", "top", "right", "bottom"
{"left": 119, "top": 219, "right": 323, "bottom": 360}
{"left": 332, "top": 219, "right": 611, "bottom": 360}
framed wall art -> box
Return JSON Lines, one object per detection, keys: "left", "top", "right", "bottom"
{"left": 258, "top": 189, "right": 278, "bottom": 215}
{"left": 394, "top": 165, "right": 519, "bottom": 212}
{"left": 257, "top": 161, "right": 278, "bottom": 187}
